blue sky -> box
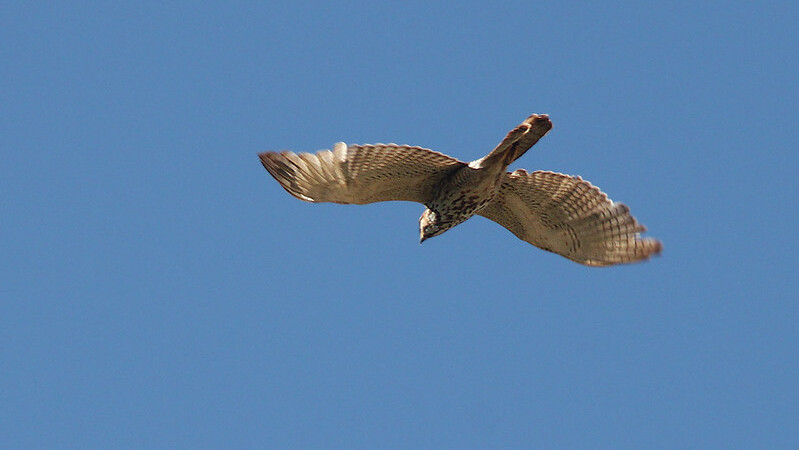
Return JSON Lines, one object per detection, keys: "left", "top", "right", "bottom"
{"left": 2, "top": 1, "right": 797, "bottom": 448}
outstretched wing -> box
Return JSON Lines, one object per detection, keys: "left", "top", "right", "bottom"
{"left": 260, "top": 142, "right": 465, "bottom": 205}
{"left": 478, "top": 169, "right": 662, "bottom": 266}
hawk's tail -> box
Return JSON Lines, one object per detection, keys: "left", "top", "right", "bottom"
{"left": 484, "top": 114, "right": 553, "bottom": 167}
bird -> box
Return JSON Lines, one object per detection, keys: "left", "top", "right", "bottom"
{"left": 259, "top": 114, "right": 662, "bottom": 266}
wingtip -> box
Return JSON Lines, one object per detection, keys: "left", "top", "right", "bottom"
{"left": 258, "top": 151, "right": 275, "bottom": 169}
{"left": 649, "top": 238, "right": 664, "bottom": 256}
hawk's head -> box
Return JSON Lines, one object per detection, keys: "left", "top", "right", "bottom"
{"left": 419, "top": 208, "right": 449, "bottom": 243}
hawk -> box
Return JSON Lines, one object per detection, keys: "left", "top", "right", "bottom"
{"left": 259, "top": 114, "right": 662, "bottom": 266}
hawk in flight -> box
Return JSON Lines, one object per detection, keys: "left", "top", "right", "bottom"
{"left": 259, "top": 114, "right": 662, "bottom": 266}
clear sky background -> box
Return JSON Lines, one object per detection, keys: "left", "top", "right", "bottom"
{"left": 2, "top": 1, "right": 798, "bottom": 448}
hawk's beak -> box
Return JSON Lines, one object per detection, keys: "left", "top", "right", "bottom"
{"left": 420, "top": 235, "right": 427, "bottom": 244}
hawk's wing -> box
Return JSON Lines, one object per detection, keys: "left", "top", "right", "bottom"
{"left": 260, "top": 142, "right": 466, "bottom": 205}
{"left": 478, "top": 169, "right": 662, "bottom": 266}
